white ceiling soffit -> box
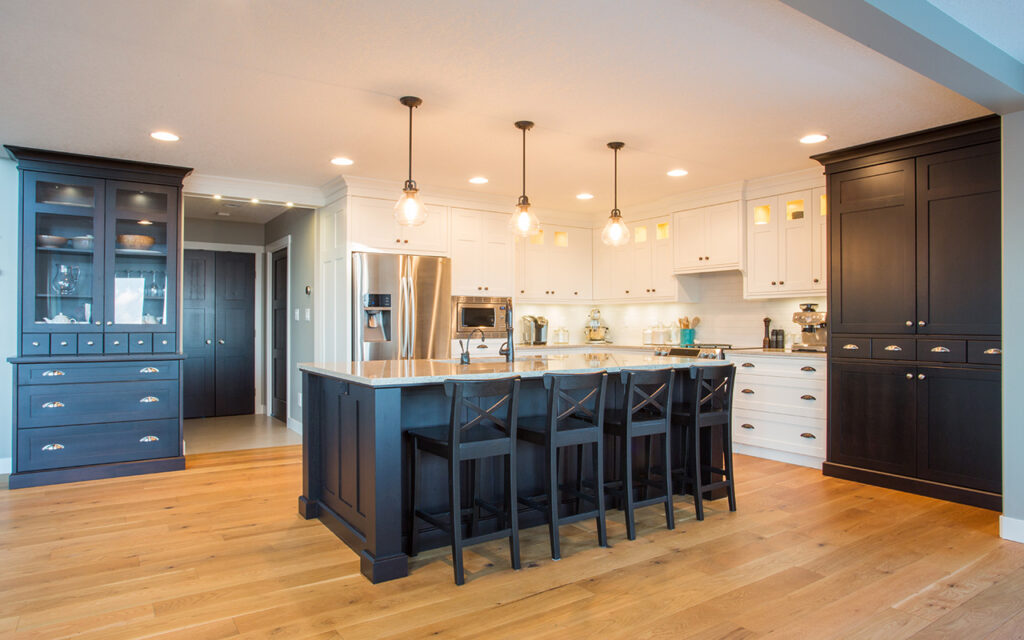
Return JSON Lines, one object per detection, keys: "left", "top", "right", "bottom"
{"left": 183, "top": 195, "right": 302, "bottom": 224}
{"left": 0, "top": 1, "right": 990, "bottom": 213}
{"left": 925, "top": 0, "right": 1024, "bottom": 64}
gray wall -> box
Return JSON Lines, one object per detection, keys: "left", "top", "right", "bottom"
{"left": 0, "top": 159, "right": 18, "bottom": 469}
{"left": 1003, "top": 111, "right": 1024, "bottom": 531}
{"left": 265, "top": 207, "right": 316, "bottom": 426}
{"left": 183, "top": 217, "right": 266, "bottom": 246}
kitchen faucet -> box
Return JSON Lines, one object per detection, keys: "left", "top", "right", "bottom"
{"left": 460, "top": 328, "right": 486, "bottom": 364}
{"left": 499, "top": 298, "right": 515, "bottom": 363}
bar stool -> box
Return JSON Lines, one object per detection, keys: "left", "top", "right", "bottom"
{"left": 603, "top": 368, "right": 675, "bottom": 541}
{"left": 672, "top": 364, "right": 737, "bottom": 521}
{"left": 406, "top": 376, "right": 522, "bottom": 585}
{"left": 517, "top": 371, "right": 609, "bottom": 560}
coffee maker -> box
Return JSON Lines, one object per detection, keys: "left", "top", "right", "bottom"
{"left": 792, "top": 303, "right": 827, "bottom": 352}
{"left": 521, "top": 315, "right": 548, "bottom": 345}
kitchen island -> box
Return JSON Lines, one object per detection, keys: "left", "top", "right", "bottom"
{"left": 298, "top": 352, "right": 729, "bottom": 582}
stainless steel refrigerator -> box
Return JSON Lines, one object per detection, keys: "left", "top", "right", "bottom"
{"left": 352, "top": 252, "right": 451, "bottom": 361}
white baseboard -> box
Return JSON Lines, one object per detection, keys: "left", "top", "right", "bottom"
{"left": 287, "top": 417, "right": 302, "bottom": 434}
{"left": 255, "top": 403, "right": 266, "bottom": 415}
{"left": 1000, "top": 515, "right": 1024, "bottom": 544}
{"left": 733, "top": 442, "right": 823, "bottom": 470}
{"left": 0, "top": 456, "right": 10, "bottom": 475}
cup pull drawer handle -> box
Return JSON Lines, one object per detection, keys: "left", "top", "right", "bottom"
{"left": 800, "top": 366, "right": 816, "bottom": 372}
{"left": 800, "top": 433, "right": 816, "bottom": 439}
{"left": 741, "top": 362, "right": 755, "bottom": 368}
{"left": 41, "top": 370, "right": 66, "bottom": 377}
{"left": 984, "top": 348, "right": 1001, "bottom": 355}
{"left": 741, "top": 389, "right": 754, "bottom": 394}
{"left": 42, "top": 443, "right": 65, "bottom": 451}
{"left": 884, "top": 345, "right": 902, "bottom": 352}
{"left": 740, "top": 424, "right": 754, "bottom": 430}
{"left": 139, "top": 435, "right": 160, "bottom": 443}
{"left": 930, "top": 346, "right": 950, "bottom": 353}
{"left": 800, "top": 394, "right": 816, "bottom": 401}
{"left": 139, "top": 367, "right": 160, "bottom": 374}
{"left": 140, "top": 396, "right": 160, "bottom": 404}
{"left": 842, "top": 344, "right": 859, "bottom": 350}
{"left": 42, "top": 401, "right": 64, "bottom": 409}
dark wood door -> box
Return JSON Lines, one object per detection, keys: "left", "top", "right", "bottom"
{"left": 214, "top": 252, "right": 255, "bottom": 417}
{"left": 271, "top": 248, "right": 288, "bottom": 421}
{"left": 916, "top": 366, "right": 1001, "bottom": 493}
{"left": 829, "top": 160, "right": 917, "bottom": 334}
{"left": 829, "top": 361, "right": 917, "bottom": 476}
{"left": 182, "top": 250, "right": 215, "bottom": 418}
{"left": 916, "top": 143, "right": 1001, "bottom": 336}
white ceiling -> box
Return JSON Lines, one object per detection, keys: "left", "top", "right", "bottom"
{"left": 0, "top": 1, "right": 991, "bottom": 214}
{"left": 183, "top": 196, "right": 298, "bottom": 224}
{"left": 927, "top": 0, "right": 1024, "bottom": 64}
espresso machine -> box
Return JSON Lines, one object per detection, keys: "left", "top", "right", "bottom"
{"left": 792, "top": 303, "right": 827, "bottom": 352}
{"left": 521, "top": 315, "right": 548, "bottom": 345}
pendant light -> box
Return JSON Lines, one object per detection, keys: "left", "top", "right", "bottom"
{"left": 509, "top": 120, "right": 541, "bottom": 237}
{"left": 601, "top": 141, "right": 630, "bottom": 246}
{"left": 394, "top": 96, "right": 429, "bottom": 226}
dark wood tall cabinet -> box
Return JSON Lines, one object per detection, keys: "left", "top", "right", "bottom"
{"left": 814, "top": 116, "right": 1002, "bottom": 510}
{"left": 6, "top": 147, "right": 192, "bottom": 489}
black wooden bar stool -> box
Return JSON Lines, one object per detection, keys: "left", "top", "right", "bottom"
{"left": 517, "top": 371, "right": 609, "bottom": 560}
{"left": 603, "top": 368, "right": 675, "bottom": 540}
{"left": 406, "top": 376, "right": 522, "bottom": 585}
{"left": 672, "top": 364, "right": 737, "bottom": 520}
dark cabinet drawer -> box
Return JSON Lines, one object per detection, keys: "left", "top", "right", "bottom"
{"left": 917, "top": 340, "right": 966, "bottom": 363}
{"left": 16, "top": 419, "right": 179, "bottom": 472}
{"left": 832, "top": 337, "right": 870, "bottom": 358}
{"left": 22, "top": 334, "right": 49, "bottom": 355}
{"left": 18, "top": 380, "right": 179, "bottom": 428}
{"left": 105, "top": 333, "right": 128, "bottom": 354}
{"left": 50, "top": 333, "right": 77, "bottom": 355}
{"left": 871, "top": 338, "right": 916, "bottom": 360}
{"left": 19, "top": 361, "right": 179, "bottom": 385}
{"left": 77, "top": 335, "right": 103, "bottom": 354}
{"left": 129, "top": 333, "right": 153, "bottom": 354}
{"left": 967, "top": 341, "right": 1001, "bottom": 365}
{"left": 153, "top": 333, "right": 176, "bottom": 353}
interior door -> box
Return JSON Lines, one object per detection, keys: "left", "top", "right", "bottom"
{"left": 214, "top": 252, "right": 255, "bottom": 416}
{"left": 182, "top": 250, "right": 216, "bottom": 419}
{"left": 271, "top": 248, "right": 288, "bottom": 422}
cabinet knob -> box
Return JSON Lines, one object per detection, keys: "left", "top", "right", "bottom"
{"left": 395, "top": 239, "right": 401, "bottom": 243}
{"left": 625, "top": 290, "right": 629, "bottom": 294}
{"left": 918, "top": 320, "right": 926, "bottom": 327}
{"left": 31, "top": 341, "right": 39, "bottom": 347}
{"left": 813, "top": 278, "right": 819, "bottom": 283}
{"left": 917, "top": 373, "right": 926, "bottom": 380}
{"left": 800, "top": 394, "right": 816, "bottom": 401}
{"left": 86, "top": 340, "right": 95, "bottom": 346}
{"left": 771, "top": 281, "right": 777, "bottom": 285}
{"left": 799, "top": 433, "right": 816, "bottom": 439}
{"left": 906, "top": 373, "right": 914, "bottom": 379}
{"left": 477, "top": 286, "right": 482, "bottom": 290}
{"left": 800, "top": 366, "right": 816, "bottom": 372}
{"left": 698, "top": 257, "right": 704, "bottom": 261}
{"left": 59, "top": 341, "right": 68, "bottom": 347}
{"left": 113, "top": 340, "right": 121, "bottom": 346}
{"left": 520, "top": 290, "right": 524, "bottom": 294}
{"left": 779, "top": 280, "right": 785, "bottom": 285}
{"left": 137, "top": 340, "right": 145, "bottom": 345}
{"left": 574, "top": 291, "right": 578, "bottom": 295}
{"left": 705, "top": 256, "right": 709, "bottom": 260}
{"left": 94, "top": 321, "right": 101, "bottom": 326}
{"left": 139, "top": 435, "right": 160, "bottom": 443}
{"left": 42, "top": 443, "right": 65, "bottom": 451}
{"left": 218, "top": 339, "right": 225, "bottom": 345}
{"left": 206, "top": 339, "right": 212, "bottom": 345}
{"left": 161, "top": 340, "right": 168, "bottom": 345}
{"left": 740, "top": 423, "right": 754, "bottom": 430}
{"left": 905, "top": 320, "right": 913, "bottom": 327}
{"left": 484, "top": 287, "right": 488, "bottom": 291}
{"left": 646, "top": 289, "right": 651, "bottom": 293}
{"left": 107, "top": 321, "right": 113, "bottom": 326}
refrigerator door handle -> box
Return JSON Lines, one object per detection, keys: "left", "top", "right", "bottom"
{"left": 402, "top": 273, "right": 413, "bottom": 358}
{"left": 408, "top": 274, "right": 417, "bottom": 358}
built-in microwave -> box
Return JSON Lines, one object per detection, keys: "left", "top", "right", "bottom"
{"left": 451, "top": 296, "right": 511, "bottom": 339}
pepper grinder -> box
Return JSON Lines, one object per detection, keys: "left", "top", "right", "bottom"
{"left": 762, "top": 317, "right": 771, "bottom": 348}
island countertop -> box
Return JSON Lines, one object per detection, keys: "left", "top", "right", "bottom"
{"left": 299, "top": 351, "right": 727, "bottom": 387}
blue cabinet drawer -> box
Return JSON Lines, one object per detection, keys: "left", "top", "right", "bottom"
{"left": 129, "top": 333, "right": 153, "bottom": 354}
{"left": 18, "top": 361, "right": 179, "bottom": 385}
{"left": 105, "top": 333, "right": 128, "bottom": 354}
{"left": 18, "top": 380, "right": 179, "bottom": 428}
{"left": 153, "top": 333, "right": 176, "bottom": 353}
{"left": 22, "top": 334, "right": 49, "bottom": 355}
{"left": 77, "top": 335, "right": 103, "bottom": 354}
{"left": 16, "top": 419, "right": 179, "bottom": 472}
{"left": 51, "top": 333, "right": 77, "bottom": 355}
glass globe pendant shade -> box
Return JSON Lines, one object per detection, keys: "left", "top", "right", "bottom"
{"left": 394, "top": 184, "right": 428, "bottom": 226}
{"left": 509, "top": 199, "right": 541, "bottom": 237}
{"left": 601, "top": 210, "right": 630, "bottom": 247}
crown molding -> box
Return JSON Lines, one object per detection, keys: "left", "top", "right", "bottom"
{"left": 743, "top": 166, "right": 825, "bottom": 199}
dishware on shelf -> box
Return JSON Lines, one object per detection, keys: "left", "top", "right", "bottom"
{"left": 44, "top": 313, "right": 74, "bottom": 324}
{"left": 71, "top": 235, "right": 94, "bottom": 250}
{"left": 117, "top": 234, "right": 155, "bottom": 250}
{"left": 83, "top": 302, "right": 91, "bottom": 323}
{"left": 37, "top": 235, "right": 68, "bottom": 248}
{"left": 50, "top": 264, "right": 80, "bottom": 295}
{"left": 142, "top": 314, "right": 158, "bottom": 324}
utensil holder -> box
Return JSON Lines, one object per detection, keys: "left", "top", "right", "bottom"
{"left": 680, "top": 328, "right": 695, "bottom": 346}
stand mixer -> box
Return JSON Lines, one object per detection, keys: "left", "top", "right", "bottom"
{"left": 792, "top": 303, "right": 827, "bottom": 352}
{"left": 584, "top": 308, "right": 610, "bottom": 344}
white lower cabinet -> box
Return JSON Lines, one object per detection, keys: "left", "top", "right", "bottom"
{"left": 515, "top": 225, "right": 592, "bottom": 303}
{"left": 349, "top": 195, "right": 450, "bottom": 255}
{"left": 728, "top": 353, "right": 826, "bottom": 468}
{"left": 452, "top": 208, "right": 513, "bottom": 297}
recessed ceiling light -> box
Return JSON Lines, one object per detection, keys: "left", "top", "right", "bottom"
{"left": 330, "top": 157, "right": 354, "bottom": 166}
{"left": 469, "top": 177, "right": 488, "bottom": 184}
{"left": 667, "top": 169, "right": 688, "bottom": 177}
{"left": 250, "top": 198, "right": 260, "bottom": 204}
{"left": 212, "top": 194, "right": 222, "bottom": 200}
{"left": 150, "top": 131, "right": 179, "bottom": 142}
{"left": 576, "top": 193, "right": 594, "bottom": 200}
{"left": 800, "top": 134, "right": 828, "bottom": 144}
{"left": 216, "top": 211, "right": 231, "bottom": 217}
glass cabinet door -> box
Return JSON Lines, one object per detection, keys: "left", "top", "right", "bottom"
{"left": 103, "top": 181, "right": 178, "bottom": 331}
{"left": 23, "top": 173, "right": 105, "bottom": 332}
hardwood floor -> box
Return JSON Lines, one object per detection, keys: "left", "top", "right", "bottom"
{"left": 182, "top": 414, "right": 302, "bottom": 455}
{"left": 1, "top": 447, "right": 1021, "bottom": 639}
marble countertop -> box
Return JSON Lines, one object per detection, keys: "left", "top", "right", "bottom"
{"left": 727, "top": 348, "right": 827, "bottom": 358}
{"left": 517, "top": 343, "right": 828, "bottom": 358}
{"left": 299, "top": 351, "right": 728, "bottom": 387}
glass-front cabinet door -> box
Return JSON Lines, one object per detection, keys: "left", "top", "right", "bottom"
{"left": 23, "top": 172, "right": 105, "bottom": 332}
{"left": 104, "top": 181, "right": 178, "bottom": 331}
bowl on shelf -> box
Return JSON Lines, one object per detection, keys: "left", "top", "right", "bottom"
{"left": 37, "top": 235, "right": 68, "bottom": 248}
{"left": 117, "top": 234, "right": 155, "bottom": 250}
{"left": 71, "top": 235, "right": 94, "bottom": 250}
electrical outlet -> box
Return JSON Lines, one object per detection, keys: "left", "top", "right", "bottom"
{"left": 298, "top": 392, "right": 302, "bottom": 408}
{"left": 305, "top": 308, "right": 311, "bottom": 321}
{"left": 294, "top": 308, "right": 300, "bottom": 321}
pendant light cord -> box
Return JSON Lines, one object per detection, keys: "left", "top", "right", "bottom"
{"left": 613, "top": 146, "right": 618, "bottom": 211}
{"left": 407, "top": 105, "right": 413, "bottom": 184}
{"left": 522, "top": 126, "right": 527, "bottom": 198}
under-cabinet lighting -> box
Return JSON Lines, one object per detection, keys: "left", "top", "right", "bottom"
{"left": 576, "top": 193, "right": 594, "bottom": 200}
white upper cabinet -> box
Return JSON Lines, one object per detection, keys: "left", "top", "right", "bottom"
{"left": 452, "top": 208, "right": 513, "bottom": 297}
{"left": 671, "top": 201, "right": 742, "bottom": 273}
{"left": 744, "top": 189, "right": 826, "bottom": 298}
{"left": 349, "top": 195, "right": 449, "bottom": 255}
{"left": 811, "top": 187, "right": 827, "bottom": 290}
{"left": 515, "top": 224, "right": 592, "bottom": 303}
{"left": 592, "top": 215, "right": 691, "bottom": 303}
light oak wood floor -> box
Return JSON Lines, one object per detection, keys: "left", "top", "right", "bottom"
{"left": 1, "top": 446, "right": 1021, "bottom": 639}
